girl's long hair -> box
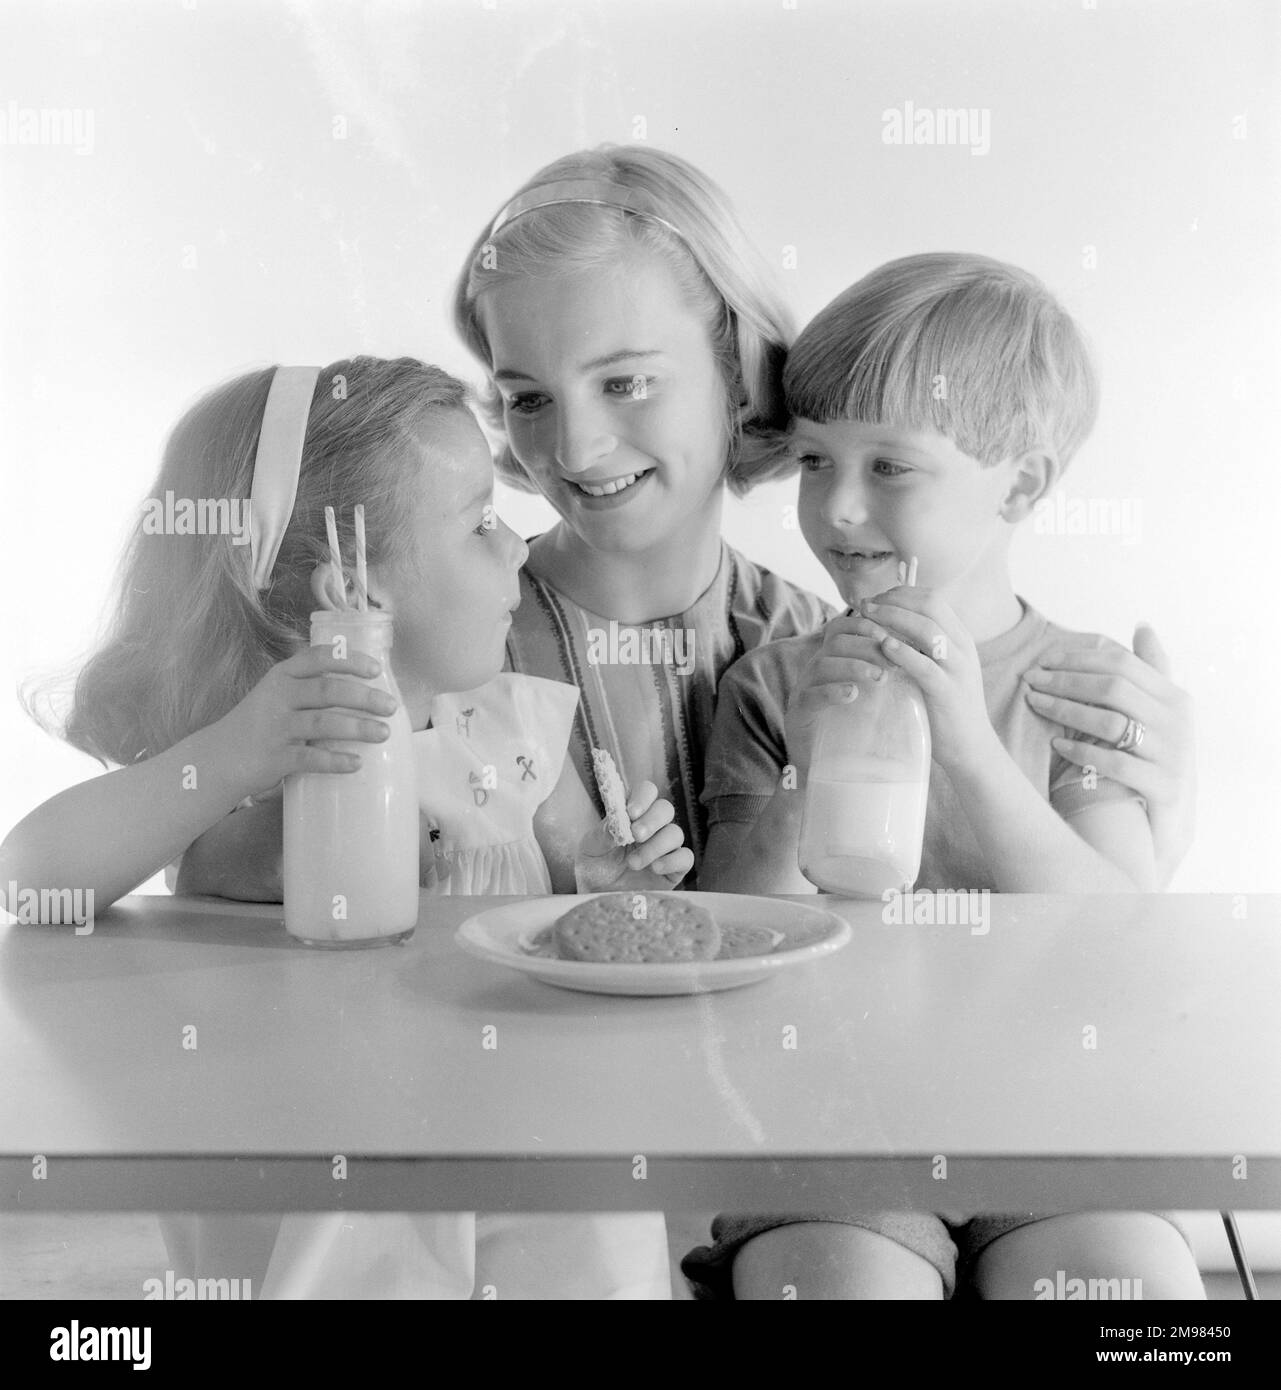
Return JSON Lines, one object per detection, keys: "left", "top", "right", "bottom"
{"left": 453, "top": 144, "right": 796, "bottom": 497}
{"left": 41, "top": 357, "right": 468, "bottom": 767}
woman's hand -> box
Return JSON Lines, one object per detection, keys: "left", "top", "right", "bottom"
{"left": 574, "top": 780, "right": 693, "bottom": 892}
{"left": 1021, "top": 623, "right": 1196, "bottom": 888}
{"left": 210, "top": 647, "right": 399, "bottom": 801}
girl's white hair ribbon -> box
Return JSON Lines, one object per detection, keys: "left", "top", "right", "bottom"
{"left": 249, "top": 366, "right": 321, "bottom": 589}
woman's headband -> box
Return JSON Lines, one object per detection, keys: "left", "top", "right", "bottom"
{"left": 249, "top": 365, "right": 321, "bottom": 589}
{"left": 487, "top": 177, "right": 687, "bottom": 244}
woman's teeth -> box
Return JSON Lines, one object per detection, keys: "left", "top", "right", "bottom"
{"left": 575, "top": 470, "right": 651, "bottom": 497}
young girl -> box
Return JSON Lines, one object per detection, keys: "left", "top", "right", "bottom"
{"left": 4, "top": 357, "right": 689, "bottom": 909}
{"left": 1, "top": 355, "right": 691, "bottom": 1299}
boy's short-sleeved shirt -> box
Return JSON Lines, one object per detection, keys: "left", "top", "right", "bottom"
{"left": 702, "top": 599, "right": 1143, "bottom": 891}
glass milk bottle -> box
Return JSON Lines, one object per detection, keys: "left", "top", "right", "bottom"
{"left": 284, "top": 609, "right": 419, "bottom": 947}
{"left": 799, "top": 669, "right": 931, "bottom": 897}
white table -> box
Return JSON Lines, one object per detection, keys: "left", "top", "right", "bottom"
{"left": 2, "top": 893, "right": 1277, "bottom": 1213}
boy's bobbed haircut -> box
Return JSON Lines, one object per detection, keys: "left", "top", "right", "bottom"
{"left": 784, "top": 252, "right": 1099, "bottom": 469}
{"left": 453, "top": 144, "right": 797, "bottom": 496}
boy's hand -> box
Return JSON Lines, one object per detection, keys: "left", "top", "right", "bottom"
{"left": 575, "top": 780, "right": 693, "bottom": 892}
{"left": 783, "top": 615, "right": 899, "bottom": 777}
{"left": 854, "top": 586, "right": 996, "bottom": 774}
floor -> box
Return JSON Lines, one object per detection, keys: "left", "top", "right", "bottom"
{"left": 2, "top": 1213, "right": 1276, "bottom": 1300}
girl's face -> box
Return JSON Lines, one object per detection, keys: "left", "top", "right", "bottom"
{"left": 371, "top": 409, "right": 527, "bottom": 694}
{"left": 477, "top": 249, "right": 730, "bottom": 557}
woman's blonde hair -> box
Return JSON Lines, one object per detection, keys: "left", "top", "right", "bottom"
{"left": 453, "top": 145, "right": 796, "bottom": 496}
{"left": 42, "top": 357, "right": 469, "bottom": 767}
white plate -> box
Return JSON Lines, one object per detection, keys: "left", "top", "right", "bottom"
{"left": 455, "top": 893, "right": 852, "bottom": 996}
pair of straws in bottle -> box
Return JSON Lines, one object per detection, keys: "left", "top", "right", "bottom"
{"left": 322, "top": 504, "right": 369, "bottom": 611}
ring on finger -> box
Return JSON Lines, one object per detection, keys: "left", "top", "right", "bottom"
{"left": 1113, "top": 716, "right": 1146, "bottom": 752}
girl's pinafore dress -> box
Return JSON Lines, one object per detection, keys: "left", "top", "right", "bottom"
{"left": 254, "top": 673, "right": 672, "bottom": 1299}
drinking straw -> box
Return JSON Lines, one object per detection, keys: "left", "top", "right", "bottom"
{"left": 898, "top": 561, "right": 907, "bottom": 585}
{"left": 906, "top": 555, "right": 919, "bottom": 587}
{"left": 324, "top": 505, "right": 345, "bottom": 608}
{"left": 354, "top": 504, "right": 368, "bottom": 612}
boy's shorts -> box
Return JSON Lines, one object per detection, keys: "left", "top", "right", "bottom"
{"left": 680, "top": 1211, "right": 1193, "bottom": 1300}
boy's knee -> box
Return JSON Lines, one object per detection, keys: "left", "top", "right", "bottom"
{"left": 733, "top": 1222, "right": 944, "bottom": 1301}
{"left": 972, "top": 1213, "right": 1204, "bottom": 1301}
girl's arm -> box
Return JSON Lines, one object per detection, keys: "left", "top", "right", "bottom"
{"left": 173, "top": 794, "right": 285, "bottom": 902}
{"left": 0, "top": 722, "right": 252, "bottom": 917}
{"left": 1, "top": 648, "right": 395, "bottom": 918}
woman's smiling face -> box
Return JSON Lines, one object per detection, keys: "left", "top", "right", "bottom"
{"left": 477, "top": 249, "right": 730, "bottom": 557}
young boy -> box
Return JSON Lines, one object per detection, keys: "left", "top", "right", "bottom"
{"left": 686, "top": 253, "right": 1203, "bottom": 1300}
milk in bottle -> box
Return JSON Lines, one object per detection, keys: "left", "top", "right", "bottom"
{"left": 799, "top": 668, "right": 931, "bottom": 897}
{"left": 284, "top": 609, "right": 419, "bottom": 946}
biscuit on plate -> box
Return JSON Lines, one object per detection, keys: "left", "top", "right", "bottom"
{"left": 715, "top": 921, "right": 783, "bottom": 959}
{"left": 554, "top": 893, "right": 720, "bottom": 964}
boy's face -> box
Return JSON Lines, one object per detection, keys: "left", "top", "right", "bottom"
{"left": 793, "top": 418, "right": 1017, "bottom": 609}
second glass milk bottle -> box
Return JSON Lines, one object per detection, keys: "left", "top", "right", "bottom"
{"left": 798, "top": 667, "right": 932, "bottom": 897}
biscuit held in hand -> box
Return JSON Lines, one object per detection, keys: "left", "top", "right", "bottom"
{"left": 591, "top": 747, "right": 635, "bottom": 847}
{"left": 574, "top": 778, "right": 693, "bottom": 891}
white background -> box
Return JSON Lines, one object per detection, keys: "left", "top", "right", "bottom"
{"left": 1, "top": 0, "right": 1278, "bottom": 890}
